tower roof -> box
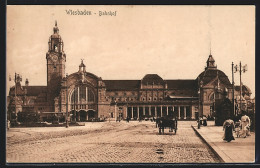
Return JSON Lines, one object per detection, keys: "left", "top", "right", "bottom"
{"left": 206, "top": 54, "right": 217, "bottom": 70}
{"left": 207, "top": 54, "right": 215, "bottom": 62}
{"left": 79, "top": 59, "right": 86, "bottom": 67}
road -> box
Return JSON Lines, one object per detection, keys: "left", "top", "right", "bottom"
{"left": 6, "top": 121, "right": 220, "bottom": 163}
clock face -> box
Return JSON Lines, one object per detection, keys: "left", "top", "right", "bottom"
{"left": 51, "top": 55, "right": 58, "bottom": 62}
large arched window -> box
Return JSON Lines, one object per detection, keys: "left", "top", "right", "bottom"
{"left": 70, "top": 86, "right": 95, "bottom": 104}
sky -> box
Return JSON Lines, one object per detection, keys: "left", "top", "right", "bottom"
{"left": 6, "top": 5, "right": 255, "bottom": 97}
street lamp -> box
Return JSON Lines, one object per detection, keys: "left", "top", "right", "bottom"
{"left": 73, "top": 87, "right": 76, "bottom": 122}
{"left": 198, "top": 88, "right": 201, "bottom": 129}
{"left": 114, "top": 100, "right": 117, "bottom": 122}
{"left": 231, "top": 62, "right": 236, "bottom": 116}
{"left": 66, "top": 73, "right": 69, "bottom": 128}
{"left": 197, "top": 78, "right": 203, "bottom": 129}
{"left": 9, "top": 73, "right": 22, "bottom": 124}
{"left": 234, "top": 62, "right": 247, "bottom": 114}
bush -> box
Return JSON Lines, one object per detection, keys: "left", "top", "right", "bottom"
{"left": 17, "top": 111, "right": 40, "bottom": 123}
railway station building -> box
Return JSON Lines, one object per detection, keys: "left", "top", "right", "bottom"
{"left": 7, "top": 22, "right": 254, "bottom": 121}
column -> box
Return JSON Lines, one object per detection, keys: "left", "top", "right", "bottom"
{"left": 137, "top": 106, "right": 140, "bottom": 119}
{"left": 155, "top": 106, "right": 157, "bottom": 117}
{"left": 86, "top": 87, "right": 88, "bottom": 103}
{"left": 160, "top": 105, "right": 163, "bottom": 117}
{"left": 178, "top": 106, "right": 180, "bottom": 119}
{"left": 184, "top": 106, "right": 186, "bottom": 119}
{"left": 126, "top": 106, "right": 128, "bottom": 118}
{"left": 167, "top": 106, "right": 169, "bottom": 116}
{"left": 173, "top": 106, "right": 175, "bottom": 117}
{"left": 149, "top": 106, "right": 151, "bottom": 116}
{"left": 77, "top": 87, "right": 80, "bottom": 109}
{"left": 191, "top": 106, "right": 195, "bottom": 119}
{"left": 143, "top": 106, "right": 145, "bottom": 115}
{"left": 131, "top": 106, "right": 134, "bottom": 119}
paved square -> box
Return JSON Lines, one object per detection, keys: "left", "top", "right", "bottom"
{"left": 6, "top": 121, "right": 220, "bottom": 163}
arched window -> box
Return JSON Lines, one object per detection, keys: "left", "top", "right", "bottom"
{"left": 70, "top": 86, "right": 95, "bottom": 103}
{"left": 209, "top": 93, "right": 215, "bottom": 101}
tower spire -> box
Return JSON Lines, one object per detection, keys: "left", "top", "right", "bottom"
{"left": 210, "top": 43, "right": 211, "bottom": 55}
{"left": 209, "top": 39, "right": 212, "bottom": 55}
{"left": 53, "top": 20, "right": 59, "bottom": 34}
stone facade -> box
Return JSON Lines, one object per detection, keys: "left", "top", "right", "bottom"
{"left": 7, "top": 22, "right": 254, "bottom": 121}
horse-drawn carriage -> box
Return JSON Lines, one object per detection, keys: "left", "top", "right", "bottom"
{"left": 156, "top": 116, "right": 178, "bottom": 134}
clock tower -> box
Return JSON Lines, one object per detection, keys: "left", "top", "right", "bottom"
{"left": 46, "top": 21, "right": 66, "bottom": 111}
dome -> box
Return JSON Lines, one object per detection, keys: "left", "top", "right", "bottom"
{"left": 141, "top": 74, "right": 165, "bottom": 85}
{"left": 197, "top": 69, "right": 231, "bottom": 86}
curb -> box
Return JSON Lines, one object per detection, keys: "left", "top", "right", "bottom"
{"left": 191, "top": 125, "right": 225, "bottom": 163}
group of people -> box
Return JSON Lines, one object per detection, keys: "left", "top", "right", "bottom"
{"left": 223, "top": 113, "right": 251, "bottom": 142}
{"left": 197, "top": 115, "right": 208, "bottom": 128}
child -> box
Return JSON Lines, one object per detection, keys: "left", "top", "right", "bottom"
{"left": 234, "top": 120, "right": 241, "bottom": 138}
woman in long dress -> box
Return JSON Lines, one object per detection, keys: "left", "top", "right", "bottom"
{"left": 223, "top": 118, "right": 235, "bottom": 142}
{"left": 240, "top": 114, "right": 251, "bottom": 138}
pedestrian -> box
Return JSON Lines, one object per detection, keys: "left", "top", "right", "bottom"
{"left": 197, "top": 117, "right": 201, "bottom": 129}
{"left": 234, "top": 120, "right": 241, "bottom": 138}
{"left": 199, "top": 116, "right": 203, "bottom": 125}
{"left": 202, "top": 115, "right": 207, "bottom": 126}
{"left": 240, "top": 113, "right": 251, "bottom": 138}
{"left": 223, "top": 118, "right": 235, "bottom": 142}
{"left": 7, "top": 120, "right": 10, "bottom": 130}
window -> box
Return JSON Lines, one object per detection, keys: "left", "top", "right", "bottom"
{"left": 71, "top": 86, "right": 95, "bottom": 103}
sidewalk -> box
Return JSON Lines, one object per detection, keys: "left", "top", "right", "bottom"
{"left": 192, "top": 121, "right": 255, "bottom": 163}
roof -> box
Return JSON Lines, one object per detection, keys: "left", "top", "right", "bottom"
{"left": 141, "top": 74, "right": 165, "bottom": 85}
{"left": 197, "top": 69, "right": 231, "bottom": 86}
{"left": 207, "top": 55, "right": 215, "bottom": 62}
{"left": 23, "top": 86, "right": 47, "bottom": 96}
{"left": 103, "top": 79, "right": 198, "bottom": 94}
{"left": 103, "top": 80, "right": 140, "bottom": 90}
{"left": 50, "top": 34, "right": 61, "bottom": 39}
{"left": 166, "top": 80, "right": 197, "bottom": 90}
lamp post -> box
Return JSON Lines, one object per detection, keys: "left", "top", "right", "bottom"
{"left": 73, "top": 87, "right": 76, "bottom": 122}
{"left": 9, "top": 73, "right": 22, "bottom": 124}
{"left": 232, "top": 62, "right": 236, "bottom": 116}
{"left": 198, "top": 88, "right": 201, "bottom": 129}
{"left": 66, "top": 73, "right": 69, "bottom": 128}
{"left": 197, "top": 78, "right": 203, "bottom": 129}
{"left": 114, "top": 100, "right": 117, "bottom": 122}
{"left": 234, "top": 62, "right": 247, "bottom": 114}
